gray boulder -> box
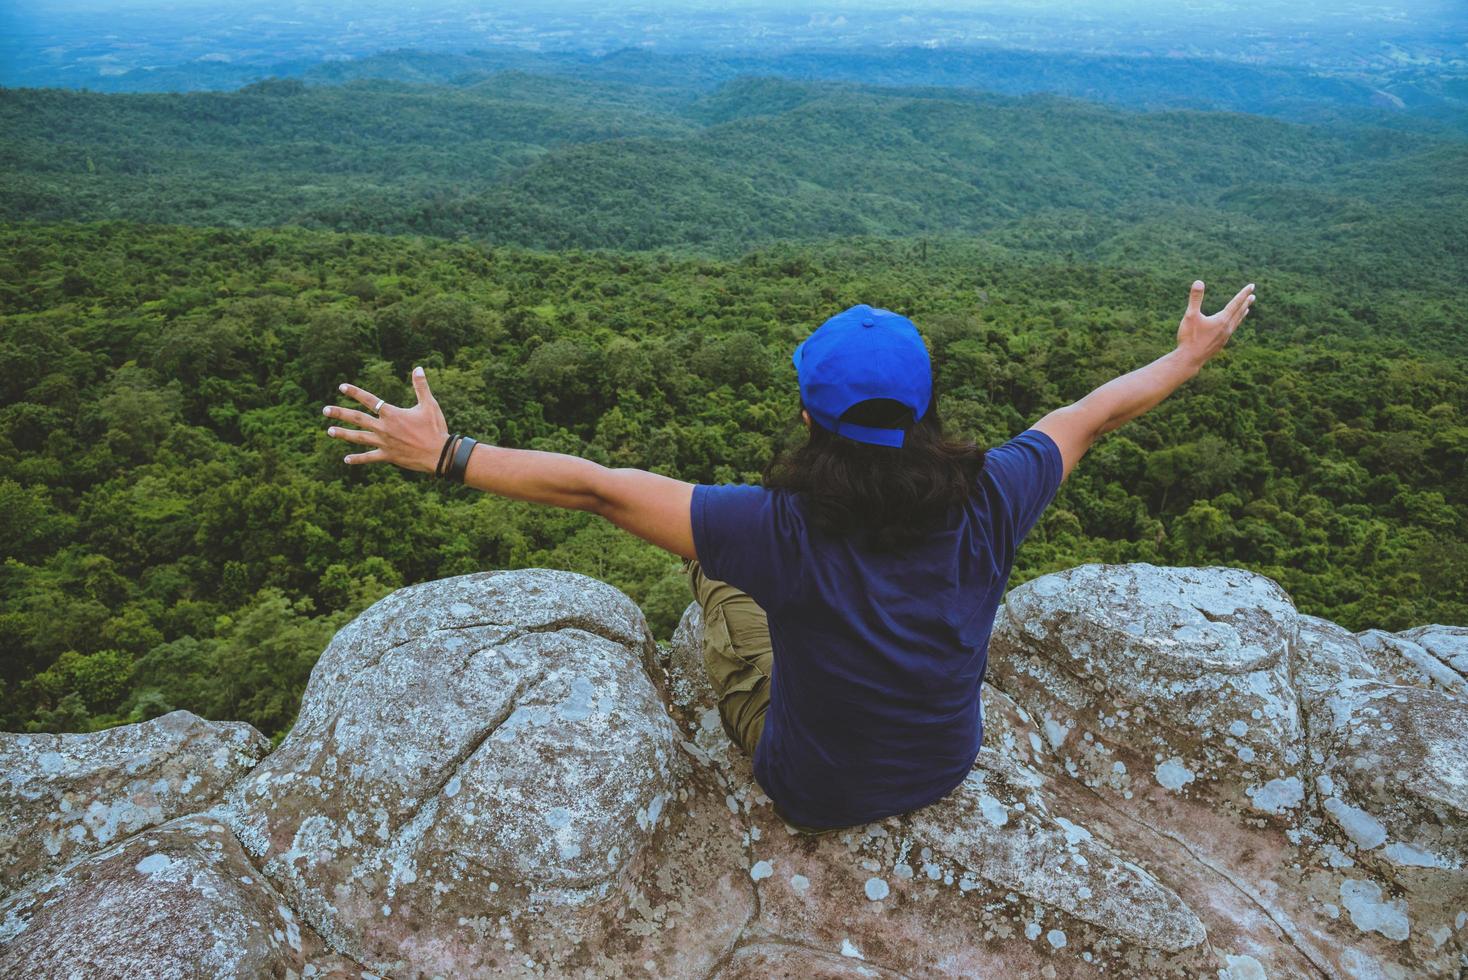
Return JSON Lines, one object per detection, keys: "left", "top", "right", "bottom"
{"left": 1296, "top": 615, "right": 1380, "bottom": 694}
{"left": 0, "top": 709, "right": 268, "bottom": 896}
{"left": 1395, "top": 625, "right": 1468, "bottom": 677}
{"left": 988, "top": 563, "right": 1306, "bottom": 818}
{"left": 0, "top": 814, "right": 329, "bottom": 978}
{"left": 1356, "top": 628, "right": 1468, "bottom": 696}
{"left": 1310, "top": 681, "right": 1468, "bottom": 906}
{"left": 1302, "top": 665, "right": 1468, "bottom": 962}
{"left": 222, "top": 568, "right": 741, "bottom": 978}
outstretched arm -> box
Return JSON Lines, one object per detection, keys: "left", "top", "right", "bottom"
{"left": 1032, "top": 279, "right": 1255, "bottom": 482}
{"left": 323, "top": 367, "right": 696, "bottom": 559}
{"left": 460, "top": 448, "right": 696, "bottom": 560}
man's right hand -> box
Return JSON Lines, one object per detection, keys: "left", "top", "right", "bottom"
{"left": 1176, "top": 279, "right": 1255, "bottom": 368}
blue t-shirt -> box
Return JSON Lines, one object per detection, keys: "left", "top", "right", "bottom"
{"left": 689, "top": 427, "right": 1063, "bottom": 828}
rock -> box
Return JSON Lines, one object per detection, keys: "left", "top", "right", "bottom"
{"left": 1292, "top": 615, "right": 1385, "bottom": 742}
{"left": 1310, "top": 680, "right": 1468, "bottom": 874}
{"left": 1295, "top": 615, "right": 1380, "bottom": 693}
{"left": 980, "top": 681, "right": 1055, "bottom": 774}
{"left": 716, "top": 941, "right": 907, "bottom": 977}
{"left": 988, "top": 563, "right": 1305, "bottom": 817}
{"left": 1355, "top": 628, "right": 1468, "bottom": 697}
{"left": 905, "top": 756, "right": 1206, "bottom": 952}
{"left": 1289, "top": 617, "right": 1468, "bottom": 963}
{"left": 982, "top": 564, "right": 1464, "bottom": 977}
{"left": 665, "top": 599, "right": 712, "bottom": 726}
{"left": 0, "top": 814, "right": 329, "bottom": 977}
{"left": 223, "top": 569, "right": 745, "bottom": 978}
{"left": 1296, "top": 618, "right": 1468, "bottom": 951}
{"left": 5, "top": 562, "right": 1466, "bottom": 979}
{"left": 1394, "top": 625, "right": 1468, "bottom": 677}
{"left": 0, "top": 709, "right": 269, "bottom": 896}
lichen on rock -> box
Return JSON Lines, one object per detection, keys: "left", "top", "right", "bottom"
{"left": 0, "top": 814, "right": 329, "bottom": 977}
{"left": 1307, "top": 677, "right": 1468, "bottom": 930}
{"left": 988, "top": 563, "right": 1305, "bottom": 817}
{"left": 1355, "top": 626, "right": 1468, "bottom": 697}
{"left": 0, "top": 709, "right": 269, "bottom": 897}
{"left": 221, "top": 569, "right": 702, "bottom": 977}
{"left": 1394, "top": 625, "right": 1468, "bottom": 678}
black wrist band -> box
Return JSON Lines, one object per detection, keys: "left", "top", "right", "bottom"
{"left": 444, "top": 435, "right": 464, "bottom": 479}
{"left": 440, "top": 437, "right": 463, "bottom": 478}
{"left": 447, "top": 436, "right": 478, "bottom": 484}
{"left": 434, "top": 433, "right": 457, "bottom": 480}
{"left": 440, "top": 434, "right": 459, "bottom": 479}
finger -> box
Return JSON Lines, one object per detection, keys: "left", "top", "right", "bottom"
{"left": 411, "top": 365, "right": 435, "bottom": 406}
{"left": 1186, "top": 280, "right": 1205, "bottom": 317}
{"left": 339, "top": 382, "right": 385, "bottom": 412}
{"left": 326, "top": 425, "right": 380, "bottom": 446}
{"left": 343, "top": 448, "right": 387, "bottom": 465}
{"left": 1222, "top": 282, "right": 1255, "bottom": 320}
{"left": 1228, "top": 292, "right": 1257, "bottom": 328}
{"left": 322, "top": 404, "right": 379, "bottom": 429}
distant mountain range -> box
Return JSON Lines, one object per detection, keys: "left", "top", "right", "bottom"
{"left": 3, "top": 68, "right": 1464, "bottom": 296}
{"left": 8, "top": 44, "right": 1467, "bottom": 138}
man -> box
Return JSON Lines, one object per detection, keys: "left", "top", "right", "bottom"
{"left": 323, "top": 278, "right": 1255, "bottom": 833}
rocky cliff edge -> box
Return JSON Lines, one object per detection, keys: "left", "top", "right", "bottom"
{"left": 2, "top": 563, "right": 1465, "bottom": 979}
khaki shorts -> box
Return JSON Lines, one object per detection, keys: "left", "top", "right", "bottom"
{"left": 683, "top": 557, "right": 846, "bottom": 837}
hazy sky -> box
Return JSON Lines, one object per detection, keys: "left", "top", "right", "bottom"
{"left": 10, "top": 0, "right": 1464, "bottom": 18}
{"left": 9, "top": 0, "right": 1463, "bottom": 37}
{"left": 5, "top": 0, "right": 1461, "bottom": 90}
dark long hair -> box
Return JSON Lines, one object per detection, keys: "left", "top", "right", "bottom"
{"left": 761, "top": 389, "right": 988, "bottom": 552}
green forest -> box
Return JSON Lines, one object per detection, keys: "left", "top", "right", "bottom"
{"left": 2, "top": 69, "right": 1465, "bottom": 742}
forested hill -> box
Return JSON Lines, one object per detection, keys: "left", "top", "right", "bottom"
{"left": 3, "top": 74, "right": 1467, "bottom": 295}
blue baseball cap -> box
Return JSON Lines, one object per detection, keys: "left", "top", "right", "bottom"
{"left": 792, "top": 304, "right": 932, "bottom": 448}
